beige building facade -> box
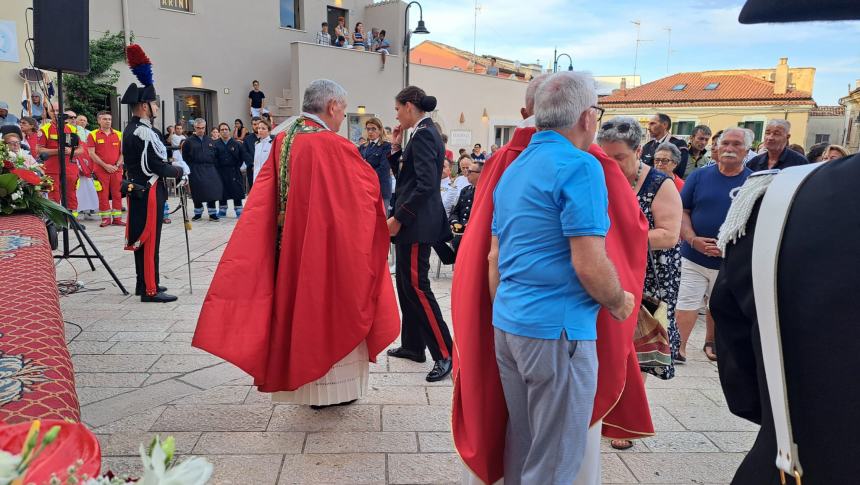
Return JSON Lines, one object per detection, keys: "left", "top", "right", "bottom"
{"left": 0, "top": 0, "right": 528, "bottom": 152}
{"left": 839, "top": 80, "right": 860, "bottom": 152}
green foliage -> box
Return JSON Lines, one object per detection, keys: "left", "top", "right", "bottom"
{"left": 62, "top": 31, "right": 128, "bottom": 125}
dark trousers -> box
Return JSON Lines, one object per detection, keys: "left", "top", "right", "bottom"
{"left": 394, "top": 243, "right": 453, "bottom": 361}
{"left": 218, "top": 197, "right": 243, "bottom": 208}
{"left": 193, "top": 201, "right": 218, "bottom": 215}
{"left": 134, "top": 210, "right": 163, "bottom": 292}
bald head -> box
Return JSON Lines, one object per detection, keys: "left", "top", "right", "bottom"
{"left": 523, "top": 73, "right": 552, "bottom": 119}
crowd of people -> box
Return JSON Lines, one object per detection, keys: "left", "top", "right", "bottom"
{"left": 314, "top": 16, "right": 391, "bottom": 69}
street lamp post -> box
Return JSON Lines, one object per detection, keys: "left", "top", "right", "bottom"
{"left": 553, "top": 47, "right": 573, "bottom": 72}
{"left": 403, "top": 1, "right": 430, "bottom": 88}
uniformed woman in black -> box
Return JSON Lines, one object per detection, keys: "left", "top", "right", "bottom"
{"left": 385, "top": 86, "right": 454, "bottom": 382}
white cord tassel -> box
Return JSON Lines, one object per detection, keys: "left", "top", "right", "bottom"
{"left": 133, "top": 119, "right": 168, "bottom": 180}
{"left": 717, "top": 173, "right": 777, "bottom": 253}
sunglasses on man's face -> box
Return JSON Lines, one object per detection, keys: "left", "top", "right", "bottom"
{"left": 601, "top": 122, "right": 632, "bottom": 133}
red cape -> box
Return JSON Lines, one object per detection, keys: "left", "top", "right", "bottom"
{"left": 193, "top": 121, "right": 400, "bottom": 391}
{"left": 451, "top": 128, "right": 653, "bottom": 483}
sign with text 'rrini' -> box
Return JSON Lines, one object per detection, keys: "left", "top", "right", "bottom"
{"left": 161, "top": 0, "right": 193, "bottom": 12}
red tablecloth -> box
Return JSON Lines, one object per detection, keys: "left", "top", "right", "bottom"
{"left": 0, "top": 214, "right": 80, "bottom": 423}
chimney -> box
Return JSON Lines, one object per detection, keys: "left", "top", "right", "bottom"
{"left": 620, "top": 78, "right": 627, "bottom": 90}
{"left": 774, "top": 57, "right": 789, "bottom": 95}
{"left": 856, "top": 79, "right": 860, "bottom": 90}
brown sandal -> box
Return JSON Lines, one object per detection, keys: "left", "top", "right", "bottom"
{"left": 703, "top": 342, "right": 717, "bottom": 361}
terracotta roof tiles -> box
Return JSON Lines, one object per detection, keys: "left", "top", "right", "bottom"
{"left": 599, "top": 72, "right": 814, "bottom": 106}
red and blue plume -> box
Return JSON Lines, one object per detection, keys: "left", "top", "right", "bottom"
{"left": 126, "top": 44, "right": 154, "bottom": 86}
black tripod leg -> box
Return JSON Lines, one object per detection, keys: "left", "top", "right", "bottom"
{"left": 73, "top": 222, "right": 129, "bottom": 295}
{"left": 68, "top": 222, "right": 96, "bottom": 271}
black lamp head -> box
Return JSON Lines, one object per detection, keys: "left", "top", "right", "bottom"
{"left": 567, "top": 64, "right": 573, "bottom": 71}
{"left": 414, "top": 20, "right": 430, "bottom": 34}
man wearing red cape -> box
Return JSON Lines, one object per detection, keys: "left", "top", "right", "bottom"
{"left": 193, "top": 80, "right": 399, "bottom": 407}
{"left": 452, "top": 74, "right": 654, "bottom": 484}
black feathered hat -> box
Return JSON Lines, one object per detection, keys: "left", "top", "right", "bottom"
{"left": 120, "top": 44, "right": 158, "bottom": 105}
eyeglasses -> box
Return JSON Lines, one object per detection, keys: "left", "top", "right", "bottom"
{"left": 592, "top": 105, "right": 605, "bottom": 124}
{"left": 601, "top": 122, "right": 632, "bottom": 133}
{"left": 464, "top": 168, "right": 481, "bottom": 174}
{"left": 653, "top": 158, "right": 676, "bottom": 166}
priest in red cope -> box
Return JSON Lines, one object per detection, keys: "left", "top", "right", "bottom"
{"left": 193, "top": 79, "right": 400, "bottom": 408}
{"left": 453, "top": 73, "right": 654, "bottom": 484}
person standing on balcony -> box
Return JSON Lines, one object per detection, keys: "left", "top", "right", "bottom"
{"left": 335, "top": 16, "right": 350, "bottom": 45}
{"left": 315, "top": 21, "right": 331, "bottom": 46}
{"left": 352, "top": 22, "right": 366, "bottom": 51}
{"left": 248, "top": 80, "right": 268, "bottom": 119}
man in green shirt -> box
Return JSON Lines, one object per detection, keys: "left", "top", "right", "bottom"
{"left": 684, "top": 124, "right": 712, "bottom": 178}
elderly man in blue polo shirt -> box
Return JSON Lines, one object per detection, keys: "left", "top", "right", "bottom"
{"left": 746, "top": 119, "right": 808, "bottom": 172}
{"left": 488, "top": 71, "right": 635, "bottom": 485}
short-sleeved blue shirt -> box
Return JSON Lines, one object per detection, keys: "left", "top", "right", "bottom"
{"left": 491, "top": 130, "right": 610, "bottom": 340}
{"left": 680, "top": 164, "right": 751, "bottom": 269}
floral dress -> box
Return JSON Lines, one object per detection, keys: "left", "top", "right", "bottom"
{"left": 637, "top": 168, "right": 682, "bottom": 379}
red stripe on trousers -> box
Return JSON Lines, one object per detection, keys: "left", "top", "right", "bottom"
{"left": 411, "top": 243, "right": 449, "bottom": 359}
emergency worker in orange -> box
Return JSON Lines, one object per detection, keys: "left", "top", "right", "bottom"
{"left": 88, "top": 111, "right": 125, "bottom": 227}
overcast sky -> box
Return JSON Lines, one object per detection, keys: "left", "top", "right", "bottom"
{"left": 409, "top": 0, "right": 860, "bottom": 105}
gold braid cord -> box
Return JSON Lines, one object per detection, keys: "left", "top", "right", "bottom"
{"left": 275, "top": 118, "right": 321, "bottom": 252}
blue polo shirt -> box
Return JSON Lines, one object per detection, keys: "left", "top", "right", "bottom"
{"left": 491, "top": 130, "right": 610, "bottom": 340}
{"left": 680, "top": 164, "right": 752, "bottom": 269}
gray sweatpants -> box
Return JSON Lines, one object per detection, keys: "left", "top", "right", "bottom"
{"left": 494, "top": 328, "right": 598, "bottom": 485}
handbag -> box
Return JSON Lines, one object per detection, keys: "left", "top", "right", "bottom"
{"left": 634, "top": 247, "right": 672, "bottom": 368}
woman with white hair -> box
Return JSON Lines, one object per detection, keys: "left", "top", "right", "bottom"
{"left": 598, "top": 117, "right": 683, "bottom": 451}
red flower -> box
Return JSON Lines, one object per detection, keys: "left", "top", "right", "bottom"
{"left": 2, "top": 160, "right": 13, "bottom": 170}
{"left": 11, "top": 168, "right": 41, "bottom": 185}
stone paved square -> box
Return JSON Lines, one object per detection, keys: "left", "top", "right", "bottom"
{"left": 57, "top": 205, "right": 750, "bottom": 483}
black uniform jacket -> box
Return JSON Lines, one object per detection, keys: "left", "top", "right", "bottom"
{"left": 449, "top": 184, "right": 474, "bottom": 228}
{"left": 182, "top": 134, "right": 223, "bottom": 203}
{"left": 122, "top": 117, "right": 182, "bottom": 244}
{"left": 711, "top": 154, "right": 860, "bottom": 485}
{"left": 641, "top": 135, "right": 689, "bottom": 178}
{"left": 215, "top": 138, "right": 246, "bottom": 200}
{"left": 388, "top": 117, "right": 452, "bottom": 245}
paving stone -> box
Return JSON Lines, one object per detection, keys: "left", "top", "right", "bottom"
{"left": 109, "top": 331, "right": 170, "bottom": 341}
{"left": 151, "top": 404, "right": 273, "bottom": 432}
{"left": 369, "top": 354, "right": 388, "bottom": 373}
{"left": 649, "top": 406, "right": 687, "bottom": 432}
{"left": 93, "top": 406, "right": 167, "bottom": 434}
{"left": 76, "top": 373, "right": 149, "bottom": 388}
{"left": 101, "top": 456, "right": 143, "bottom": 479}
{"left": 646, "top": 376, "right": 722, "bottom": 389}
{"left": 165, "top": 332, "right": 194, "bottom": 342}
{"left": 642, "top": 431, "right": 720, "bottom": 452}
{"left": 149, "top": 354, "right": 222, "bottom": 373}
{"left": 383, "top": 405, "right": 451, "bottom": 432}
{"left": 670, "top": 405, "right": 760, "bottom": 432}
{"left": 106, "top": 341, "right": 206, "bottom": 355}
{"left": 645, "top": 388, "right": 718, "bottom": 408}
{"left": 268, "top": 404, "right": 380, "bottom": 432}
{"left": 67, "top": 341, "right": 115, "bottom": 354}
{"left": 700, "top": 388, "right": 729, "bottom": 406}
{"left": 673, "top": 361, "right": 720, "bottom": 377}
{"left": 305, "top": 431, "right": 416, "bottom": 453}
{"left": 600, "top": 438, "right": 651, "bottom": 453}
{"left": 388, "top": 453, "right": 461, "bottom": 484}
{"left": 142, "top": 373, "right": 183, "bottom": 386}
{"left": 704, "top": 431, "right": 758, "bottom": 452}
{"left": 87, "top": 319, "right": 176, "bottom": 332}
{"left": 601, "top": 452, "right": 638, "bottom": 483}
{"left": 279, "top": 453, "right": 386, "bottom": 484}
{"left": 388, "top": 355, "right": 434, "bottom": 372}
{"left": 361, "top": 386, "right": 427, "bottom": 405}
{"left": 82, "top": 379, "right": 200, "bottom": 428}
{"left": 194, "top": 432, "right": 304, "bottom": 454}
{"left": 418, "top": 432, "right": 455, "bottom": 452}
{"left": 72, "top": 354, "right": 160, "bottom": 373}
{"left": 179, "top": 361, "right": 249, "bottom": 389}
{"left": 245, "top": 388, "right": 273, "bottom": 404}
{"left": 167, "top": 320, "right": 199, "bottom": 332}
{"left": 620, "top": 452, "right": 745, "bottom": 483}
{"left": 369, "top": 372, "right": 452, "bottom": 387}
{"left": 197, "top": 454, "right": 283, "bottom": 485}
{"left": 171, "top": 385, "right": 250, "bottom": 405}
{"left": 76, "top": 387, "right": 135, "bottom": 405}
{"left": 99, "top": 431, "right": 201, "bottom": 456}
{"left": 426, "top": 386, "right": 453, "bottom": 405}
{"left": 72, "top": 331, "right": 117, "bottom": 341}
